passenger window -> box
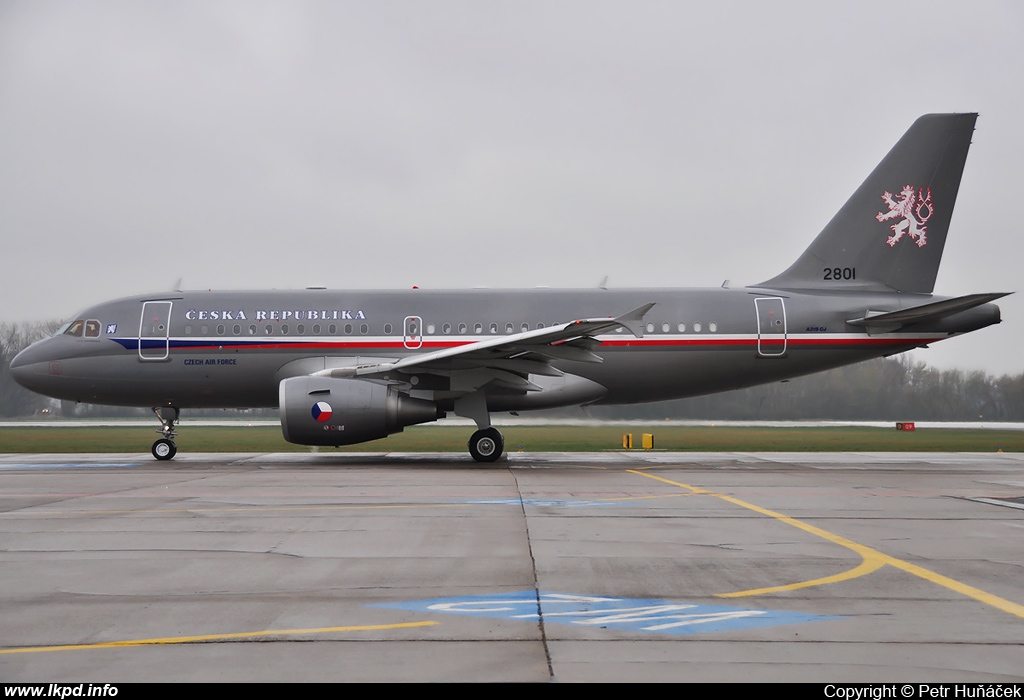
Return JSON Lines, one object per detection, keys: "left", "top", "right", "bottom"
{"left": 458, "top": 323, "right": 466, "bottom": 334}
{"left": 489, "top": 323, "right": 498, "bottom": 334}
{"left": 217, "top": 324, "right": 225, "bottom": 335}
{"left": 297, "top": 324, "right": 305, "bottom": 334}
{"left": 201, "top": 325, "right": 209, "bottom": 335}
{"left": 344, "top": 323, "right": 352, "bottom": 334}
{"left": 329, "top": 324, "right": 337, "bottom": 334}
{"left": 661, "top": 323, "right": 670, "bottom": 333}
{"left": 646, "top": 322, "right": 654, "bottom": 333}
{"left": 678, "top": 323, "right": 686, "bottom": 332}
{"left": 249, "top": 324, "right": 257, "bottom": 335}
{"left": 521, "top": 323, "right": 529, "bottom": 332}
{"left": 694, "top": 322, "right": 702, "bottom": 332}
{"left": 474, "top": 323, "right": 482, "bottom": 334}
{"left": 384, "top": 323, "right": 393, "bottom": 334}
{"left": 264, "top": 325, "right": 273, "bottom": 335}
{"left": 709, "top": 322, "right": 718, "bottom": 332}
{"left": 233, "top": 324, "right": 241, "bottom": 335}
{"left": 312, "top": 324, "right": 321, "bottom": 334}
{"left": 360, "top": 324, "right": 368, "bottom": 334}
{"left": 427, "top": 323, "right": 435, "bottom": 334}
{"left": 443, "top": 323, "right": 452, "bottom": 334}
{"left": 505, "top": 323, "right": 514, "bottom": 334}
{"left": 281, "top": 324, "right": 289, "bottom": 335}
{"left": 185, "top": 325, "right": 193, "bottom": 336}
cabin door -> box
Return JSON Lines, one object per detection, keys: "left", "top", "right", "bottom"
{"left": 754, "top": 297, "right": 787, "bottom": 357}
{"left": 139, "top": 301, "right": 173, "bottom": 360}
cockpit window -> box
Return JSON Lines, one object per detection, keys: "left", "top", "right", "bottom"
{"left": 85, "top": 320, "right": 101, "bottom": 338}
{"left": 64, "top": 320, "right": 85, "bottom": 337}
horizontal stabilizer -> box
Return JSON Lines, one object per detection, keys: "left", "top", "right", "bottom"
{"left": 846, "top": 293, "right": 1010, "bottom": 328}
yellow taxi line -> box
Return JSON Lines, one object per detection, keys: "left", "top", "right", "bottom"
{"left": 627, "top": 469, "right": 1024, "bottom": 618}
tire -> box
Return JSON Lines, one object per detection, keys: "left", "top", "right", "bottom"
{"left": 468, "top": 427, "right": 504, "bottom": 463}
{"left": 152, "top": 438, "right": 177, "bottom": 461}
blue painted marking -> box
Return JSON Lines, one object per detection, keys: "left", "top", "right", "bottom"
{"left": 463, "top": 498, "right": 622, "bottom": 508}
{"left": 371, "top": 591, "right": 842, "bottom": 636}
{"left": 0, "top": 463, "right": 140, "bottom": 470}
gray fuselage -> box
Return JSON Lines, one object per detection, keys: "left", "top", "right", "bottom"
{"left": 10, "top": 286, "right": 1000, "bottom": 413}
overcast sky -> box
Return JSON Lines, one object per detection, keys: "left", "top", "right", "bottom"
{"left": 1, "top": 1, "right": 1021, "bottom": 374}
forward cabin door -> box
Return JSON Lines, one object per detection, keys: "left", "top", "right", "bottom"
{"left": 139, "top": 301, "right": 173, "bottom": 360}
{"left": 754, "top": 297, "right": 787, "bottom": 357}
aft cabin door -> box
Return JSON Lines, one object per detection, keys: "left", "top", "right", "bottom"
{"left": 755, "top": 297, "right": 787, "bottom": 357}
{"left": 139, "top": 301, "right": 172, "bottom": 361}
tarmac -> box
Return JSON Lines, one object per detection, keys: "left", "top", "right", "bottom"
{"left": 1, "top": 451, "right": 1023, "bottom": 682}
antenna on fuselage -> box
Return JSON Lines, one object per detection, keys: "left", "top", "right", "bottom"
{"left": 173, "top": 278, "right": 183, "bottom": 292}
{"left": 598, "top": 276, "right": 609, "bottom": 290}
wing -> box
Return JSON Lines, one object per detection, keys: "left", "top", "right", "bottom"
{"left": 312, "top": 303, "right": 654, "bottom": 393}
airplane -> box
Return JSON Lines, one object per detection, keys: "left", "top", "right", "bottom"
{"left": 10, "top": 113, "right": 1009, "bottom": 462}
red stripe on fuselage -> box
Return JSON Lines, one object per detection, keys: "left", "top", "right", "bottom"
{"left": 160, "top": 335, "right": 940, "bottom": 353}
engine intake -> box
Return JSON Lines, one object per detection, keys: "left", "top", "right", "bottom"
{"left": 279, "top": 376, "right": 440, "bottom": 446}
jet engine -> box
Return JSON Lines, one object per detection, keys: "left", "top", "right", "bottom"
{"left": 279, "top": 376, "right": 440, "bottom": 446}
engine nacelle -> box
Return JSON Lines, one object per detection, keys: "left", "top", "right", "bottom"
{"left": 279, "top": 376, "right": 440, "bottom": 446}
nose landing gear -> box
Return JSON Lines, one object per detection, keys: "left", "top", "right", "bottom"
{"left": 152, "top": 437, "right": 176, "bottom": 460}
{"left": 151, "top": 406, "right": 179, "bottom": 461}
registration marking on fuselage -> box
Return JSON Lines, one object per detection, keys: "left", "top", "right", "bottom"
{"left": 370, "top": 591, "right": 841, "bottom": 636}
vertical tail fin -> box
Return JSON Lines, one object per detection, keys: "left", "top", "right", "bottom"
{"left": 758, "top": 113, "right": 977, "bottom": 294}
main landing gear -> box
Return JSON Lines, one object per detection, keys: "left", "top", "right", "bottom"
{"left": 151, "top": 406, "right": 179, "bottom": 461}
{"left": 468, "top": 427, "right": 504, "bottom": 463}
{"left": 456, "top": 392, "right": 505, "bottom": 463}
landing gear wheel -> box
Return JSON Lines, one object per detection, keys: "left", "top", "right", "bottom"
{"left": 152, "top": 438, "right": 177, "bottom": 461}
{"left": 468, "top": 427, "right": 504, "bottom": 463}
{"left": 151, "top": 406, "right": 180, "bottom": 461}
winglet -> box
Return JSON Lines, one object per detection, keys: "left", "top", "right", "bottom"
{"left": 614, "top": 303, "right": 655, "bottom": 338}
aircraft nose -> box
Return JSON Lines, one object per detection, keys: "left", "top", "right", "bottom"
{"left": 10, "top": 345, "right": 33, "bottom": 374}
{"left": 9, "top": 341, "right": 56, "bottom": 393}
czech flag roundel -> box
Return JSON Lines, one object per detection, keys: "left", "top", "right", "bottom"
{"left": 311, "top": 401, "right": 333, "bottom": 422}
